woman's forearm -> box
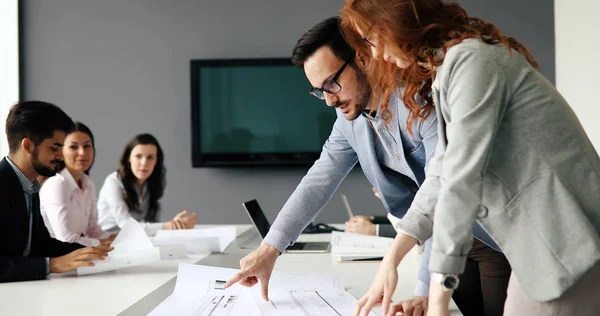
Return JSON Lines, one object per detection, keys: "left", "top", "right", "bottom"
{"left": 386, "top": 232, "right": 418, "bottom": 266}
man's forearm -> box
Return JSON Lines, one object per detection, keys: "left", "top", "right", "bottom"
{"left": 0, "top": 257, "right": 47, "bottom": 283}
{"left": 267, "top": 129, "right": 358, "bottom": 250}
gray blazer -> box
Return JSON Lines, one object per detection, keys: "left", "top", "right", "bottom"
{"left": 395, "top": 38, "right": 600, "bottom": 301}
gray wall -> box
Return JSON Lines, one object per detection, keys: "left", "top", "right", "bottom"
{"left": 22, "top": 0, "right": 381, "bottom": 225}
{"left": 459, "top": 0, "right": 555, "bottom": 83}
{"left": 22, "top": 0, "right": 554, "bottom": 225}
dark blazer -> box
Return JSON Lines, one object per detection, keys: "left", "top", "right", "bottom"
{"left": 371, "top": 216, "right": 395, "bottom": 238}
{"left": 0, "top": 158, "right": 83, "bottom": 282}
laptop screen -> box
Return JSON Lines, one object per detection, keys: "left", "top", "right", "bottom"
{"left": 242, "top": 200, "right": 271, "bottom": 238}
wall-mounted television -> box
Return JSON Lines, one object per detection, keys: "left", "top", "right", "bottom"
{"left": 191, "top": 58, "right": 336, "bottom": 167}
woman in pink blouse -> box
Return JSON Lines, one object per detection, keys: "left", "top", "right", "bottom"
{"left": 40, "top": 122, "right": 116, "bottom": 246}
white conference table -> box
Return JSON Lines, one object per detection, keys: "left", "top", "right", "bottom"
{"left": 0, "top": 225, "right": 461, "bottom": 316}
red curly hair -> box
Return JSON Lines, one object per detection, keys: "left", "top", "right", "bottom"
{"left": 340, "top": 0, "right": 539, "bottom": 133}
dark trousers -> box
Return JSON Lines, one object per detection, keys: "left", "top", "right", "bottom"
{"left": 452, "top": 238, "right": 511, "bottom": 316}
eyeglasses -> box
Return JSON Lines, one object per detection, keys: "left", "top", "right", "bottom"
{"left": 309, "top": 55, "right": 352, "bottom": 100}
{"left": 362, "top": 37, "right": 376, "bottom": 48}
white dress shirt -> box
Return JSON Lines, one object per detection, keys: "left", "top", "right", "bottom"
{"left": 97, "top": 171, "right": 163, "bottom": 236}
{"left": 40, "top": 168, "right": 110, "bottom": 247}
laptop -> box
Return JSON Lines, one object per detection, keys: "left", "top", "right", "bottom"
{"left": 242, "top": 199, "right": 330, "bottom": 253}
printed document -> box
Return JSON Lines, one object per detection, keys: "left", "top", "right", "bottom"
{"left": 149, "top": 264, "right": 374, "bottom": 316}
{"left": 153, "top": 226, "right": 237, "bottom": 254}
{"left": 77, "top": 218, "right": 160, "bottom": 275}
{"left": 331, "top": 231, "right": 393, "bottom": 262}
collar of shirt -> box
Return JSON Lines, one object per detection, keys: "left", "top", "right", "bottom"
{"left": 5, "top": 156, "right": 41, "bottom": 194}
{"left": 362, "top": 104, "right": 394, "bottom": 127}
{"left": 117, "top": 171, "right": 148, "bottom": 198}
{"left": 362, "top": 103, "right": 393, "bottom": 121}
{"left": 362, "top": 109, "right": 377, "bottom": 119}
{"left": 60, "top": 168, "right": 92, "bottom": 193}
{"left": 135, "top": 181, "right": 148, "bottom": 198}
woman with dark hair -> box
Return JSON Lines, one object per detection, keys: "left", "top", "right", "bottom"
{"left": 341, "top": 1, "right": 600, "bottom": 316}
{"left": 97, "top": 133, "right": 196, "bottom": 236}
{"left": 40, "top": 121, "right": 116, "bottom": 247}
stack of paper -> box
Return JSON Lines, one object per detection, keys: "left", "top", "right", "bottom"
{"left": 149, "top": 264, "right": 375, "bottom": 316}
{"left": 331, "top": 231, "right": 394, "bottom": 262}
{"left": 153, "top": 226, "right": 237, "bottom": 254}
{"left": 77, "top": 218, "right": 160, "bottom": 275}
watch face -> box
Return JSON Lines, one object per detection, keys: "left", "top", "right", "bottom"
{"left": 443, "top": 276, "right": 458, "bottom": 289}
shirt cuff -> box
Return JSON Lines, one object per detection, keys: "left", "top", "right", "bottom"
{"left": 414, "top": 279, "right": 430, "bottom": 298}
{"left": 375, "top": 224, "right": 380, "bottom": 236}
{"left": 145, "top": 222, "right": 164, "bottom": 237}
{"left": 46, "top": 257, "right": 50, "bottom": 275}
{"left": 429, "top": 248, "right": 468, "bottom": 274}
{"left": 263, "top": 228, "right": 293, "bottom": 254}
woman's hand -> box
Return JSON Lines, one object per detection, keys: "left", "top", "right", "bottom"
{"left": 354, "top": 258, "right": 398, "bottom": 316}
{"left": 354, "top": 233, "right": 419, "bottom": 316}
{"left": 99, "top": 233, "right": 117, "bottom": 246}
{"left": 172, "top": 209, "right": 197, "bottom": 229}
{"left": 163, "top": 220, "right": 185, "bottom": 230}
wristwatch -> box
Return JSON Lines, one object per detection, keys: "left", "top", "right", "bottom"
{"left": 430, "top": 272, "right": 460, "bottom": 291}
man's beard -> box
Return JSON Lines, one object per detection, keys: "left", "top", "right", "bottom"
{"left": 31, "top": 148, "right": 58, "bottom": 177}
{"left": 355, "top": 68, "right": 372, "bottom": 113}
{"left": 344, "top": 68, "right": 372, "bottom": 121}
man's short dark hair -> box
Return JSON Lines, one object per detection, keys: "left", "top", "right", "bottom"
{"left": 5, "top": 101, "right": 74, "bottom": 153}
{"left": 291, "top": 16, "right": 355, "bottom": 68}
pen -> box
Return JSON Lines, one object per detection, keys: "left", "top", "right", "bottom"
{"left": 341, "top": 194, "right": 354, "bottom": 219}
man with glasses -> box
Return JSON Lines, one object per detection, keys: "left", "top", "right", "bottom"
{"left": 225, "top": 16, "right": 437, "bottom": 314}
{"left": 226, "top": 16, "right": 511, "bottom": 316}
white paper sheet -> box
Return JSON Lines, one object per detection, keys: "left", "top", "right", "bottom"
{"left": 157, "top": 244, "right": 190, "bottom": 260}
{"left": 150, "top": 264, "right": 374, "bottom": 316}
{"left": 153, "top": 226, "right": 236, "bottom": 253}
{"left": 149, "top": 264, "right": 259, "bottom": 316}
{"left": 331, "top": 231, "right": 393, "bottom": 255}
{"left": 252, "top": 271, "right": 370, "bottom": 316}
{"left": 77, "top": 218, "right": 160, "bottom": 276}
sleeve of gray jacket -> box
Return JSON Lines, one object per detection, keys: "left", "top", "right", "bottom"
{"left": 263, "top": 116, "right": 359, "bottom": 253}
{"left": 428, "top": 48, "right": 507, "bottom": 274}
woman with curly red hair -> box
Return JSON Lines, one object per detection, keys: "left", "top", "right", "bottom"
{"left": 341, "top": 1, "right": 600, "bottom": 315}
